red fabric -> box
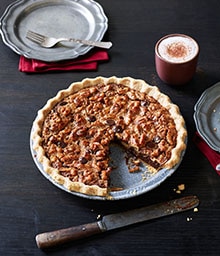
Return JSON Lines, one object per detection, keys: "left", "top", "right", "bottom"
{"left": 19, "top": 50, "right": 109, "bottom": 72}
{"left": 193, "top": 132, "right": 220, "bottom": 175}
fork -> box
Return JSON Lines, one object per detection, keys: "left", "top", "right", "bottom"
{"left": 26, "top": 30, "right": 112, "bottom": 49}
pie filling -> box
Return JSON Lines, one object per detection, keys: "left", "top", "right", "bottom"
{"left": 32, "top": 77, "right": 187, "bottom": 197}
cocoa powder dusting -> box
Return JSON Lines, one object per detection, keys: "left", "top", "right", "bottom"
{"left": 167, "top": 42, "right": 187, "bottom": 58}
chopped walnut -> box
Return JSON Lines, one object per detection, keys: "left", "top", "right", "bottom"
{"left": 42, "top": 83, "right": 178, "bottom": 189}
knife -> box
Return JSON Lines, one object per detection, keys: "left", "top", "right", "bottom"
{"left": 36, "top": 195, "right": 199, "bottom": 249}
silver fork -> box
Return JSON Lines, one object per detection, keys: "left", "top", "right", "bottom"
{"left": 26, "top": 30, "right": 112, "bottom": 49}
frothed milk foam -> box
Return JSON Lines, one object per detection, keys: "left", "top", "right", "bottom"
{"left": 157, "top": 35, "right": 198, "bottom": 63}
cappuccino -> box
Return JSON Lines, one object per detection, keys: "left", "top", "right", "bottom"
{"left": 157, "top": 35, "right": 198, "bottom": 63}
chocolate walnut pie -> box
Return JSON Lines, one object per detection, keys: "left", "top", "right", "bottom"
{"left": 31, "top": 77, "right": 187, "bottom": 196}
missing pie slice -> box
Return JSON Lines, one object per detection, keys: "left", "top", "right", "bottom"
{"left": 31, "top": 77, "right": 187, "bottom": 197}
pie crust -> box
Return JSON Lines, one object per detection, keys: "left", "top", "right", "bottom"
{"left": 31, "top": 76, "right": 187, "bottom": 197}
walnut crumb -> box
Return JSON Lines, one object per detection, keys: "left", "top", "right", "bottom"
{"left": 178, "top": 184, "right": 185, "bottom": 191}
{"left": 97, "top": 214, "right": 102, "bottom": 220}
{"left": 174, "top": 183, "right": 185, "bottom": 194}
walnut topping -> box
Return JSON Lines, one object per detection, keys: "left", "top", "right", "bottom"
{"left": 31, "top": 77, "right": 187, "bottom": 197}
{"left": 41, "top": 82, "right": 178, "bottom": 192}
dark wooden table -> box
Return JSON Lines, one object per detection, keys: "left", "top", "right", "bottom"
{"left": 1, "top": 0, "right": 220, "bottom": 255}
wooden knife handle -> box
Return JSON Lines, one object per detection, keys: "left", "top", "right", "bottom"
{"left": 36, "top": 222, "right": 102, "bottom": 249}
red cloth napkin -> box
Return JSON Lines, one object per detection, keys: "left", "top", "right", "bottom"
{"left": 19, "top": 49, "right": 109, "bottom": 73}
{"left": 193, "top": 132, "right": 220, "bottom": 175}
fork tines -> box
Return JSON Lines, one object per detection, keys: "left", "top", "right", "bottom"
{"left": 26, "top": 30, "right": 45, "bottom": 44}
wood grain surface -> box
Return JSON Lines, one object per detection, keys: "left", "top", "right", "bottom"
{"left": 0, "top": 0, "right": 220, "bottom": 255}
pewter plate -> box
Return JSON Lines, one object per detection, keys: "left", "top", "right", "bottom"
{"left": 30, "top": 131, "right": 186, "bottom": 201}
{"left": 0, "top": 0, "right": 108, "bottom": 61}
{"left": 194, "top": 82, "right": 220, "bottom": 152}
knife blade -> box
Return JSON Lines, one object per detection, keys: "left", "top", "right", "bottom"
{"left": 36, "top": 195, "right": 199, "bottom": 249}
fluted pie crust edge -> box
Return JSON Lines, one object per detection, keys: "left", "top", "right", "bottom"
{"left": 31, "top": 76, "right": 187, "bottom": 197}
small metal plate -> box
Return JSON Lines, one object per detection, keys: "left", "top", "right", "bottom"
{"left": 194, "top": 82, "right": 220, "bottom": 152}
{"left": 0, "top": 0, "right": 108, "bottom": 61}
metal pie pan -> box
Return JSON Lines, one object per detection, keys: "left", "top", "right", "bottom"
{"left": 194, "top": 82, "right": 220, "bottom": 152}
{"left": 0, "top": 0, "right": 108, "bottom": 61}
{"left": 30, "top": 130, "right": 186, "bottom": 201}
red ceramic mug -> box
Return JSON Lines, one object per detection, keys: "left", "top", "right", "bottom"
{"left": 155, "top": 34, "right": 199, "bottom": 85}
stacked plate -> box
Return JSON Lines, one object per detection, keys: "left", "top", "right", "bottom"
{"left": 194, "top": 82, "right": 220, "bottom": 152}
